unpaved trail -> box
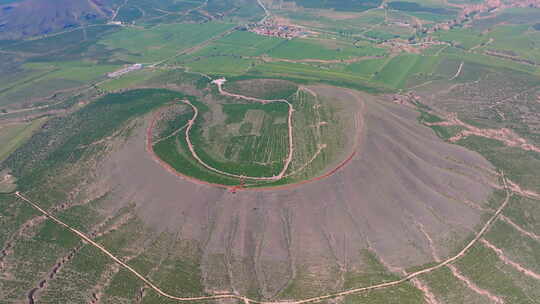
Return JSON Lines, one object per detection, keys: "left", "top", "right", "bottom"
{"left": 409, "top": 80, "right": 434, "bottom": 90}
{"left": 470, "top": 38, "right": 494, "bottom": 51}
{"left": 26, "top": 211, "right": 133, "bottom": 304}
{"left": 480, "top": 239, "right": 540, "bottom": 280}
{"left": 435, "top": 45, "right": 449, "bottom": 57}
{"left": 147, "top": 86, "right": 364, "bottom": 192}
{"left": 416, "top": 207, "right": 502, "bottom": 303}
{"left": 14, "top": 192, "right": 241, "bottom": 303}
{"left": 426, "top": 113, "right": 540, "bottom": 154}
{"left": 415, "top": 217, "right": 498, "bottom": 304}
{"left": 382, "top": 233, "right": 441, "bottom": 304}
{"left": 450, "top": 62, "right": 464, "bottom": 80}
{"left": 281, "top": 87, "right": 326, "bottom": 179}
{"left": 283, "top": 144, "right": 326, "bottom": 178}
{"left": 151, "top": 0, "right": 265, "bottom": 68}
{"left": 0, "top": 78, "right": 109, "bottom": 117}
{"left": 486, "top": 86, "right": 540, "bottom": 122}
{"left": 152, "top": 122, "right": 189, "bottom": 145}
{"left": 152, "top": 27, "right": 237, "bottom": 67}
{"left": 205, "top": 79, "right": 296, "bottom": 181}
{"left": 0, "top": 95, "right": 77, "bottom": 116}
{"left": 258, "top": 55, "right": 384, "bottom": 65}
{"left": 153, "top": 0, "right": 208, "bottom": 18}
{"left": 181, "top": 98, "right": 293, "bottom": 181}
{"left": 256, "top": 0, "right": 270, "bottom": 22}
{"left": 14, "top": 172, "right": 519, "bottom": 304}
{"left": 111, "top": 0, "right": 128, "bottom": 21}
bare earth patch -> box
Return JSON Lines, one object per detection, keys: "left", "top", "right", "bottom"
{"left": 95, "top": 86, "right": 497, "bottom": 298}
{"left": 0, "top": 169, "right": 16, "bottom": 193}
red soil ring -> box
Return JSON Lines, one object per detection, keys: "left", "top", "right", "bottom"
{"left": 146, "top": 108, "right": 360, "bottom": 192}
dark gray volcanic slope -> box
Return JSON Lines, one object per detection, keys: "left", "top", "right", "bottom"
{"left": 99, "top": 86, "right": 497, "bottom": 298}
{"left": 0, "top": 0, "right": 110, "bottom": 39}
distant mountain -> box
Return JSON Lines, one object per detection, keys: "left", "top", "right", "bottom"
{"left": 0, "top": 0, "right": 113, "bottom": 40}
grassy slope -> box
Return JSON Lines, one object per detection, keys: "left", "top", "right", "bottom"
{"left": 3, "top": 3, "right": 540, "bottom": 303}
{"left": 374, "top": 54, "right": 421, "bottom": 88}
{"left": 0, "top": 118, "right": 47, "bottom": 162}
{"left": 0, "top": 89, "right": 214, "bottom": 303}
{"left": 153, "top": 96, "right": 290, "bottom": 184}
{"left": 418, "top": 109, "right": 540, "bottom": 303}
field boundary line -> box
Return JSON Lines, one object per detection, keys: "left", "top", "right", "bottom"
{"left": 152, "top": 119, "right": 189, "bottom": 145}
{"left": 14, "top": 173, "right": 513, "bottom": 303}
{"left": 14, "top": 191, "right": 241, "bottom": 302}
{"left": 211, "top": 78, "right": 295, "bottom": 181}
{"left": 181, "top": 95, "right": 294, "bottom": 181}
{"left": 146, "top": 105, "right": 359, "bottom": 192}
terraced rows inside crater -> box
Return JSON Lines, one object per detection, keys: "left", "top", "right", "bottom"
{"left": 150, "top": 80, "right": 361, "bottom": 188}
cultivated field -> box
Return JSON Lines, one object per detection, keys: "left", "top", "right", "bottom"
{"left": 149, "top": 78, "right": 361, "bottom": 188}
{"left": 2, "top": 0, "right": 540, "bottom": 303}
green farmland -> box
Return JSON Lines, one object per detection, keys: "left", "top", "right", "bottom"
{"left": 3, "top": 1, "right": 540, "bottom": 303}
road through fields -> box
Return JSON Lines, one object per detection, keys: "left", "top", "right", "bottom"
{"left": 14, "top": 173, "right": 518, "bottom": 303}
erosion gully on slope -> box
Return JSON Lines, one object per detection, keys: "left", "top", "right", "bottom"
{"left": 425, "top": 113, "right": 540, "bottom": 153}
{"left": 147, "top": 83, "right": 365, "bottom": 192}
{"left": 15, "top": 170, "right": 540, "bottom": 304}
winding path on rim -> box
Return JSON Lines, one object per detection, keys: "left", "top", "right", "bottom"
{"left": 15, "top": 172, "right": 527, "bottom": 304}
{"left": 147, "top": 85, "right": 364, "bottom": 192}
{"left": 177, "top": 78, "right": 295, "bottom": 181}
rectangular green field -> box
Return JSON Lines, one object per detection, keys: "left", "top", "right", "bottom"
{"left": 345, "top": 57, "right": 388, "bottom": 77}
{"left": 248, "top": 61, "right": 388, "bottom": 91}
{"left": 185, "top": 31, "right": 284, "bottom": 58}
{"left": 98, "top": 69, "right": 164, "bottom": 91}
{"left": 267, "top": 38, "right": 386, "bottom": 61}
{"left": 100, "top": 22, "right": 236, "bottom": 62}
{"left": 373, "top": 54, "right": 422, "bottom": 88}
{"left": 185, "top": 56, "right": 255, "bottom": 76}
{"left": 24, "top": 61, "right": 121, "bottom": 82}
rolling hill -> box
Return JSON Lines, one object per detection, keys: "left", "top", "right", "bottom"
{"left": 0, "top": 0, "right": 112, "bottom": 39}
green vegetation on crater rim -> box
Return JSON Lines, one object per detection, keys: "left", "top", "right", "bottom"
{"left": 151, "top": 79, "right": 359, "bottom": 188}
{"left": 3, "top": 0, "right": 540, "bottom": 303}
{"left": 2, "top": 89, "right": 187, "bottom": 191}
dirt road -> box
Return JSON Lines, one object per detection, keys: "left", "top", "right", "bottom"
{"left": 14, "top": 172, "right": 517, "bottom": 304}
{"left": 450, "top": 62, "right": 464, "bottom": 80}
{"left": 256, "top": 0, "right": 270, "bottom": 23}
{"left": 146, "top": 99, "right": 361, "bottom": 191}
{"left": 180, "top": 98, "right": 293, "bottom": 181}
{"left": 426, "top": 113, "right": 540, "bottom": 154}
{"left": 192, "top": 79, "right": 296, "bottom": 181}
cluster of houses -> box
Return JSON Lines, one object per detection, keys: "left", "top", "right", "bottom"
{"left": 246, "top": 18, "right": 306, "bottom": 39}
